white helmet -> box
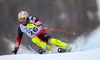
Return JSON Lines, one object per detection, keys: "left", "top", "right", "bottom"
{"left": 18, "top": 11, "right": 29, "bottom": 23}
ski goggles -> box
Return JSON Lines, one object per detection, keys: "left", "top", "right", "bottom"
{"left": 19, "top": 17, "right": 26, "bottom": 22}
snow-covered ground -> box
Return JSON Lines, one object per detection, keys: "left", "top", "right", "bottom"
{"left": 71, "top": 26, "right": 100, "bottom": 51}
{"left": 0, "top": 48, "right": 100, "bottom": 60}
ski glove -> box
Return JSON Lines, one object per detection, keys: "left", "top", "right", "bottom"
{"left": 12, "top": 47, "right": 19, "bottom": 54}
{"left": 26, "top": 23, "right": 36, "bottom": 28}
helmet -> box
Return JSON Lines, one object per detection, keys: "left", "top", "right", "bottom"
{"left": 18, "top": 11, "right": 29, "bottom": 23}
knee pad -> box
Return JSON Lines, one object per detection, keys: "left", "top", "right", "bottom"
{"left": 43, "top": 34, "right": 51, "bottom": 43}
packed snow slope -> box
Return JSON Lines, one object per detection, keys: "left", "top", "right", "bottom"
{"left": 0, "top": 49, "right": 100, "bottom": 60}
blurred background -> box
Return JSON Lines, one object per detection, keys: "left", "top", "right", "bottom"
{"left": 0, "top": 0, "right": 100, "bottom": 55}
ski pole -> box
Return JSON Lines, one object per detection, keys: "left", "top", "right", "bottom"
{"left": 44, "top": 27, "right": 75, "bottom": 35}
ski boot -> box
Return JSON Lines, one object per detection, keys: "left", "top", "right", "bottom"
{"left": 38, "top": 49, "right": 46, "bottom": 54}
{"left": 46, "top": 45, "right": 53, "bottom": 51}
{"left": 57, "top": 45, "right": 72, "bottom": 53}
{"left": 38, "top": 45, "right": 53, "bottom": 54}
{"left": 49, "top": 38, "right": 72, "bottom": 53}
{"left": 57, "top": 48, "right": 66, "bottom": 53}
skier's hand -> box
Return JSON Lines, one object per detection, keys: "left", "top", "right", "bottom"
{"left": 26, "top": 23, "right": 36, "bottom": 28}
{"left": 12, "top": 47, "right": 19, "bottom": 55}
{"left": 12, "top": 51, "right": 16, "bottom": 55}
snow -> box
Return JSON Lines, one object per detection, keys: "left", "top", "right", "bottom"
{"left": 83, "top": 26, "right": 100, "bottom": 50}
{"left": 0, "top": 48, "right": 100, "bottom": 60}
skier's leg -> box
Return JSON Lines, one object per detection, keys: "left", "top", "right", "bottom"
{"left": 32, "top": 37, "right": 47, "bottom": 50}
{"left": 49, "top": 38, "right": 72, "bottom": 51}
{"left": 31, "top": 36, "right": 53, "bottom": 51}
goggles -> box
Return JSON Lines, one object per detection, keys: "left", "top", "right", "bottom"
{"left": 19, "top": 17, "right": 26, "bottom": 22}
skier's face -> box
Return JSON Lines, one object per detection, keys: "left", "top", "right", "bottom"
{"left": 19, "top": 17, "right": 27, "bottom": 24}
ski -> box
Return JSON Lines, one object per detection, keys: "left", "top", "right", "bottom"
{"left": 57, "top": 48, "right": 67, "bottom": 53}
{"left": 27, "top": 43, "right": 47, "bottom": 54}
{"left": 27, "top": 43, "right": 69, "bottom": 54}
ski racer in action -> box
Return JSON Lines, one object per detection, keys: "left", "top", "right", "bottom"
{"left": 12, "top": 11, "right": 72, "bottom": 54}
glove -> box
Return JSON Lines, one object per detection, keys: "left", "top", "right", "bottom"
{"left": 12, "top": 47, "right": 19, "bottom": 54}
{"left": 26, "top": 23, "right": 36, "bottom": 28}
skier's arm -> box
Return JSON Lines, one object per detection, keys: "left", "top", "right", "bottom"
{"left": 16, "top": 27, "right": 23, "bottom": 47}
{"left": 34, "top": 17, "right": 42, "bottom": 26}
{"left": 12, "top": 27, "right": 23, "bottom": 54}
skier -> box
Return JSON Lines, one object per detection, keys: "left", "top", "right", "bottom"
{"left": 12, "top": 11, "right": 72, "bottom": 54}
